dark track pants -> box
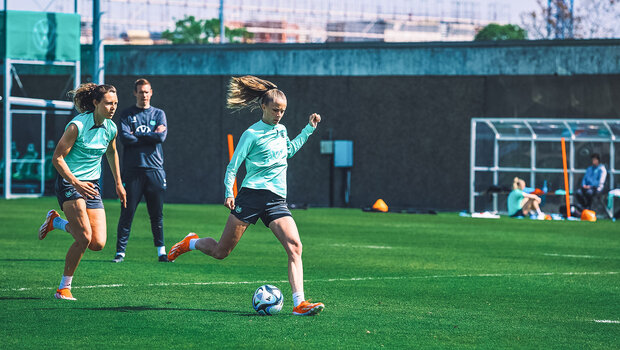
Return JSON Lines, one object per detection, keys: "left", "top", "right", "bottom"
{"left": 116, "top": 169, "right": 166, "bottom": 253}
{"left": 575, "top": 187, "right": 598, "bottom": 210}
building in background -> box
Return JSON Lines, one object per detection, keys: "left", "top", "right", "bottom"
{"left": 327, "top": 17, "right": 491, "bottom": 42}
{"left": 243, "top": 20, "right": 301, "bottom": 43}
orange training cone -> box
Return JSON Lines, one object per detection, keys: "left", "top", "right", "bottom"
{"left": 581, "top": 209, "right": 597, "bottom": 222}
{"left": 372, "top": 199, "right": 389, "bottom": 213}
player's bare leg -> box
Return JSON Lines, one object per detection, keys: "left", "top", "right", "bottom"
{"left": 270, "top": 216, "right": 324, "bottom": 316}
{"left": 54, "top": 199, "right": 92, "bottom": 300}
{"left": 168, "top": 215, "right": 249, "bottom": 261}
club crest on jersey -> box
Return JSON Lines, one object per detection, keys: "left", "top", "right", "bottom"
{"left": 274, "top": 149, "right": 285, "bottom": 159}
{"left": 136, "top": 125, "right": 151, "bottom": 133}
{"left": 235, "top": 206, "right": 242, "bottom": 213}
{"left": 65, "top": 190, "right": 72, "bottom": 198}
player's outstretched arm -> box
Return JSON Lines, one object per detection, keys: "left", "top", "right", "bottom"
{"left": 287, "top": 113, "right": 321, "bottom": 158}
{"left": 224, "top": 131, "right": 254, "bottom": 199}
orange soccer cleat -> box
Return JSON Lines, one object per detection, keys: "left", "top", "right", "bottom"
{"left": 167, "top": 232, "right": 199, "bottom": 262}
{"left": 54, "top": 288, "right": 76, "bottom": 300}
{"left": 39, "top": 210, "right": 60, "bottom": 240}
{"left": 292, "top": 300, "right": 325, "bottom": 316}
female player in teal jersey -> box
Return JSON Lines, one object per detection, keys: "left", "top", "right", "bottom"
{"left": 168, "top": 76, "right": 324, "bottom": 316}
{"left": 38, "top": 83, "right": 127, "bottom": 300}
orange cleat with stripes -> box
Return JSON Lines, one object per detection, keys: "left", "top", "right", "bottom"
{"left": 39, "top": 210, "right": 60, "bottom": 240}
{"left": 167, "top": 232, "right": 199, "bottom": 262}
{"left": 54, "top": 288, "right": 76, "bottom": 300}
{"left": 292, "top": 300, "right": 325, "bottom": 316}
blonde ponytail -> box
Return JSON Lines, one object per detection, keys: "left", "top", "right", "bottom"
{"left": 226, "top": 75, "right": 285, "bottom": 112}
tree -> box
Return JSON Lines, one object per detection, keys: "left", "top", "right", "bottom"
{"left": 203, "top": 18, "right": 253, "bottom": 43}
{"left": 162, "top": 16, "right": 253, "bottom": 44}
{"left": 474, "top": 23, "right": 527, "bottom": 41}
{"left": 521, "top": 0, "right": 620, "bottom": 39}
{"left": 162, "top": 16, "right": 209, "bottom": 44}
{"left": 225, "top": 27, "right": 254, "bottom": 43}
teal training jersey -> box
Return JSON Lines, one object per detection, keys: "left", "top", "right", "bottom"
{"left": 507, "top": 189, "right": 524, "bottom": 216}
{"left": 225, "top": 120, "right": 315, "bottom": 199}
{"left": 63, "top": 113, "right": 117, "bottom": 181}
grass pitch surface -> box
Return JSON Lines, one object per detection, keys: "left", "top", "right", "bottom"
{"left": 0, "top": 197, "right": 619, "bottom": 349}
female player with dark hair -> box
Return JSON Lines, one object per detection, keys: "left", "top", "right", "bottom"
{"left": 38, "top": 83, "right": 126, "bottom": 300}
{"left": 168, "top": 76, "right": 324, "bottom": 316}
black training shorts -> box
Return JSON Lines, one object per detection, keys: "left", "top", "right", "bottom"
{"left": 55, "top": 175, "right": 104, "bottom": 210}
{"left": 231, "top": 187, "right": 292, "bottom": 227}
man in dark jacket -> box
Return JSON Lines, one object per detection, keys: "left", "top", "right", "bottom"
{"left": 113, "top": 79, "right": 169, "bottom": 262}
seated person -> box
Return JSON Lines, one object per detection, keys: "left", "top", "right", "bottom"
{"left": 575, "top": 153, "right": 607, "bottom": 210}
{"left": 507, "top": 177, "right": 544, "bottom": 218}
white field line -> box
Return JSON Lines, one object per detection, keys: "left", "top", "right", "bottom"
{"left": 1, "top": 271, "right": 617, "bottom": 293}
{"left": 543, "top": 253, "right": 606, "bottom": 259}
{"left": 594, "top": 320, "right": 620, "bottom": 324}
{"left": 330, "top": 243, "right": 394, "bottom": 249}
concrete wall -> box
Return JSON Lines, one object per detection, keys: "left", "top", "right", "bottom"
{"left": 3, "top": 40, "right": 620, "bottom": 210}
{"left": 88, "top": 40, "right": 620, "bottom": 76}
{"left": 13, "top": 39, "right": 620, "bottom": 76}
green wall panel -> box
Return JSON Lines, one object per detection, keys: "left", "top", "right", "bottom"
{"left": 1, "top": 11, "right": 80, "bottom": 61}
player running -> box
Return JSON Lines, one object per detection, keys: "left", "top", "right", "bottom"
{"left": 168, "top": 76, "right": 325, "bottom": 316}
{"left": 38, "top": 83, "right": 126, "bottom": 300}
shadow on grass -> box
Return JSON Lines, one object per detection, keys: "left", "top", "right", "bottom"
{"left": 0, "top": 296, "right": 44, "bottom": 300}
{"left": 0, "top": 258, "right": 101, "bottom": 263}
{"left": 42, "top": 305, "right": 256, "bottom": 316}
{"left": 0, "top": 258, "right": 65, "bottom": 262}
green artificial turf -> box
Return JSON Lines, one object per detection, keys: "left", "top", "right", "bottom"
{"left": 0, "top": 197, "right": 618, "bottom": 349}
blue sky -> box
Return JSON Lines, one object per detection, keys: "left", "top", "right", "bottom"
{"left": 8, "top": 0, "right": 541, "bottom": 24}
{"left": 5, "top": 0, "right": 566, "bottom": 39}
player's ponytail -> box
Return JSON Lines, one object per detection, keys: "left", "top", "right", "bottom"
{"left": 227, "top": 75, "right": 286, "bottom": 112}
{"left": 68, "top": 83, "right": 117, "bottom": 113}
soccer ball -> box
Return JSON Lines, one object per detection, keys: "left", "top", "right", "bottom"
{"left": 252, "top": 284, "right": 283, "bottom": 315}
